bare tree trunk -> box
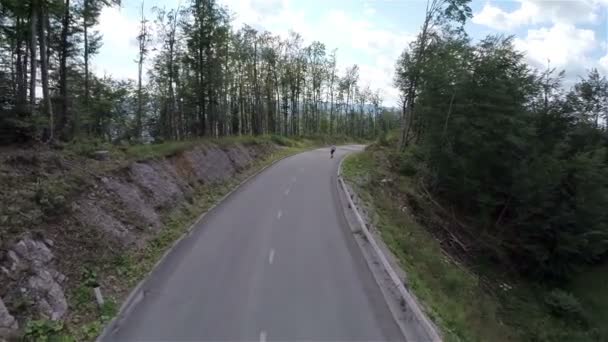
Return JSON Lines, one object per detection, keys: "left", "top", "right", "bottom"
{"left": 441, "top": 92, "right": 456, "bottom": 143}
{"left": 136, "top": 1, "right": 148, "bottom": 140}
{"left": 38, "top": 4, "right": 53, "bottom": 141}
{"left": 29, "top": 2, "right": 38, "bottom": 110}
{"left": 253, "top": 39, "right": 261, "bottom": 135}
{"left": 15, "top": 18, "right": 27, "bottom": 112}
{"left": 84, "top": 0, "right": 90, "bottom": 126}
{"left": 57, "top": 0, "right": 70, "bottom": 139}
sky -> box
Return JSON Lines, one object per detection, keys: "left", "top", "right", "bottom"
{"left": 94, "top": 0, "right": 608, "bottom": 106}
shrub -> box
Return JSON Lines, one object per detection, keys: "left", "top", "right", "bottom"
{"left": 394, "top": 146, "right": 425, "bottom": 177}
{"left": 24, "top": 320, "right": 69, "bottom": 341}
{"left": 34, "top": 179, "right": 70, "bottom": 216}
{"left": 544, "top": 289, "right": 588, "bottom": 324}
{"left": 270, "top": 135, "right": 294, "bottom": 147}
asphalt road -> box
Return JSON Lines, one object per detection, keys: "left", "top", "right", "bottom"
{"left": 105, "top": 146, "right": 402, "bottom": 341}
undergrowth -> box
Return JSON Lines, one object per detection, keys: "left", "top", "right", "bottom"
{"left": 342, "top": 146, "right": 601, "bottom": 342}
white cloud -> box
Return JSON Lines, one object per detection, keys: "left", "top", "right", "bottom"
{"left": 95, "top": 6, "right": 141, "bottom": 80}
{"left": 95, "top": 0, "right": 413, "bottom": 105}
{"left": 218, "top": 1, "right": 413, "bottom": 105}
{"left": 473, "top": 1, "right": 538, "bottom": 30}
{"left": 310, "top": 10, "right": 413, "bottom": 105}
{"left": 600, "top": 53, "right": 608, "bottom": 73}
{"left": 473, "top": 0, "right": 602, "bottom": 30}
{"left": 514, "top": 23, "right": 596, "bottom": 75}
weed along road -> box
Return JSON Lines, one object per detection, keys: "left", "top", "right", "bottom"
{"left": 103, "top": 146, "right": 402, "bottom": 341}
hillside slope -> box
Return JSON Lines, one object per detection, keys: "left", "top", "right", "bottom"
{"left": 342, "top": 145, "right": 605, "bottom": 342}
{"left": 0, "top": 138, "right": 293, "bottom": 340}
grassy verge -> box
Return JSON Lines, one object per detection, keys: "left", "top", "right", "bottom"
{"left": 61, "top": 134, "right": 358, "bottom": 162}
{"left": 342, "top": 146, "right": 600, "bottom": 342}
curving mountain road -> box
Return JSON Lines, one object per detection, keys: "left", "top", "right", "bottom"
{"left": 103, "top": 145, "right": 402, "bottom": 341}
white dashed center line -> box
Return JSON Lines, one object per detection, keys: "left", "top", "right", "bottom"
{"left": 269, "top": 249, "right": 275, "bottom": 264}
{"left": 260, "top": 330, "right": 267, "bottom": 342}
{"left": 284, "top": 187, "right": 290, "bottom": 195}
{"left": 277, "top": 210, "right": 282, "bottom": 219}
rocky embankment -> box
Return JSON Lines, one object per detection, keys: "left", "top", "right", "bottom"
{"left": 0, "top": 141, "right": 276, "bottom": 340}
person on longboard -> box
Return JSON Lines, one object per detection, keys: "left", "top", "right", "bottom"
{"left": 330, "top": 145, "right": 336, "bottom": 159}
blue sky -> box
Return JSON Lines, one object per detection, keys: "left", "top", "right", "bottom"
{"left": 95, "top": 0, "right": 608, "bottom": 106}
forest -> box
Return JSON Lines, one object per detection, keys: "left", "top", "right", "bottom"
{"left": 393, "top": 0, "right": 608, "bottom": 283}
{"left": 0, "top": 0, "right": 397, "bottom": 145}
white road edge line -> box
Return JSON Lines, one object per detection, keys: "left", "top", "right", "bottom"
{"left": 269, "top": 249, "right": 275, "bottom": 264}
{"left": 277, "top": 210, "right": 282, "bottom": 219}
{"left": 338, "top": 154, "right": 443, "bottom": 342}
{"left": 260, "top": 330, "right": 267, "bottom": 342}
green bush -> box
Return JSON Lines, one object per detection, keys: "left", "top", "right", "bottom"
{"left": 393, "top": 146, "right": 425, "bottom": 177}
{"left": 64, "top": 138, "right": 111, "bottom": 157}
{"left": 34, "top": 180, "right": 70, "bottom": 216}
{"left": 377, "top": 132, "right": 390, "bottom": 147}
{"left": 24, "top": 320, "right": 70, "bottom": 342}
{"left": 270, "top": 134, "right": 294, "bottom": 147}
{"left": 544, "top": 289, "right": 588, "bottom": 324}
{"left": 82, "top": 268, "right": 99, "bottom": 288}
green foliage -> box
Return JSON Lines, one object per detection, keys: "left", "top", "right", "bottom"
{"left": 270, "top": 134, "right": 296, "bottom": 147}
{"left": 394, "top": 146, "right": 425, "bottom": 177}
{"left": 72, "top": 285, "right": 93, "bottom": 308}
{"left": 81, "top": 268, "right": 99, "bottom": 288}
{"left": 63, "top": 139, "right": 113, "bottom": 157}
{"left": 24, "top": 320, "right": 72, "bottom": 342}
{"left": 34, "top": 179, "right": 71, "bottom": 216}
{"left": 395, "top": 32, "right": 608, "bottom": 280}
{"left": 544, "top": 289, "right": 587, "bottom": 324}
{"left": 570, "top": 263, "right": 608, "bottom": 338}
{"left": 344, "top": 148, "right": 602, "bottom": 341}
{"left": 124, "top": 140, "right": 197, "bottom": 160}
{"left": 78, "top": 321, "right": 103, "bottom": 341}
{"left": 100, "top": 299, "right": 118, "bottom": 322}
{"left": 343, "top": 151, "right": 508, "bottom": 342}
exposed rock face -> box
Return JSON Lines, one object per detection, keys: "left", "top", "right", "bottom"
{"left": 102, "top": 177, "right": 160, "bottom": 231}
{"left": 11, "top": 238, "right": 53, "bottom": 269}
{"left": 74, "top": 199, "right": 136, "bottom": 246}
{"left": 226, "top": 145, "right": 254, "bottom": 171}
{"left": 129, "top": 162, "right": 184, "bottom": 209}
{"left": 0, "top": 297, "right": 18, "bottom": 334}
{"left": 27, "top": 269, "right": 68, "bottom": 320}
{"left": 0, "top": 142, "right": 274, "bottom": 336}
{"left": 5, "top": 237, "right": 68, "bottom": 322}
{"left": 74, "top": 143, "right": 273, "bottom": 247}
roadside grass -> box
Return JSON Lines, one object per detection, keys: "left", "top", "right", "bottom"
{"left": 60, "top": 134, "right": 358, "bottom": 163}
{"left": 342, "top": 150, "right": 507, "bottom": 342}
{"left": 342, "top": 147, "right": 600, "bottom": 342}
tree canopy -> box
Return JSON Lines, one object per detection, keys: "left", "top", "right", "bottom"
{"left": 0, "top": 0, "right": 398, "bottom": 144}
{"left": 394, "top": 22, "right": 608, "bottom": 280}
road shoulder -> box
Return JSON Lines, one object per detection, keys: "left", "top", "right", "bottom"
{"left": 337, "top": 151, "right": 442, "bottom": 342}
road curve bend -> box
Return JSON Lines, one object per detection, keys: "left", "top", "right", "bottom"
{"left": 103, "top": 145, "right": 402, "bottom": 341}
